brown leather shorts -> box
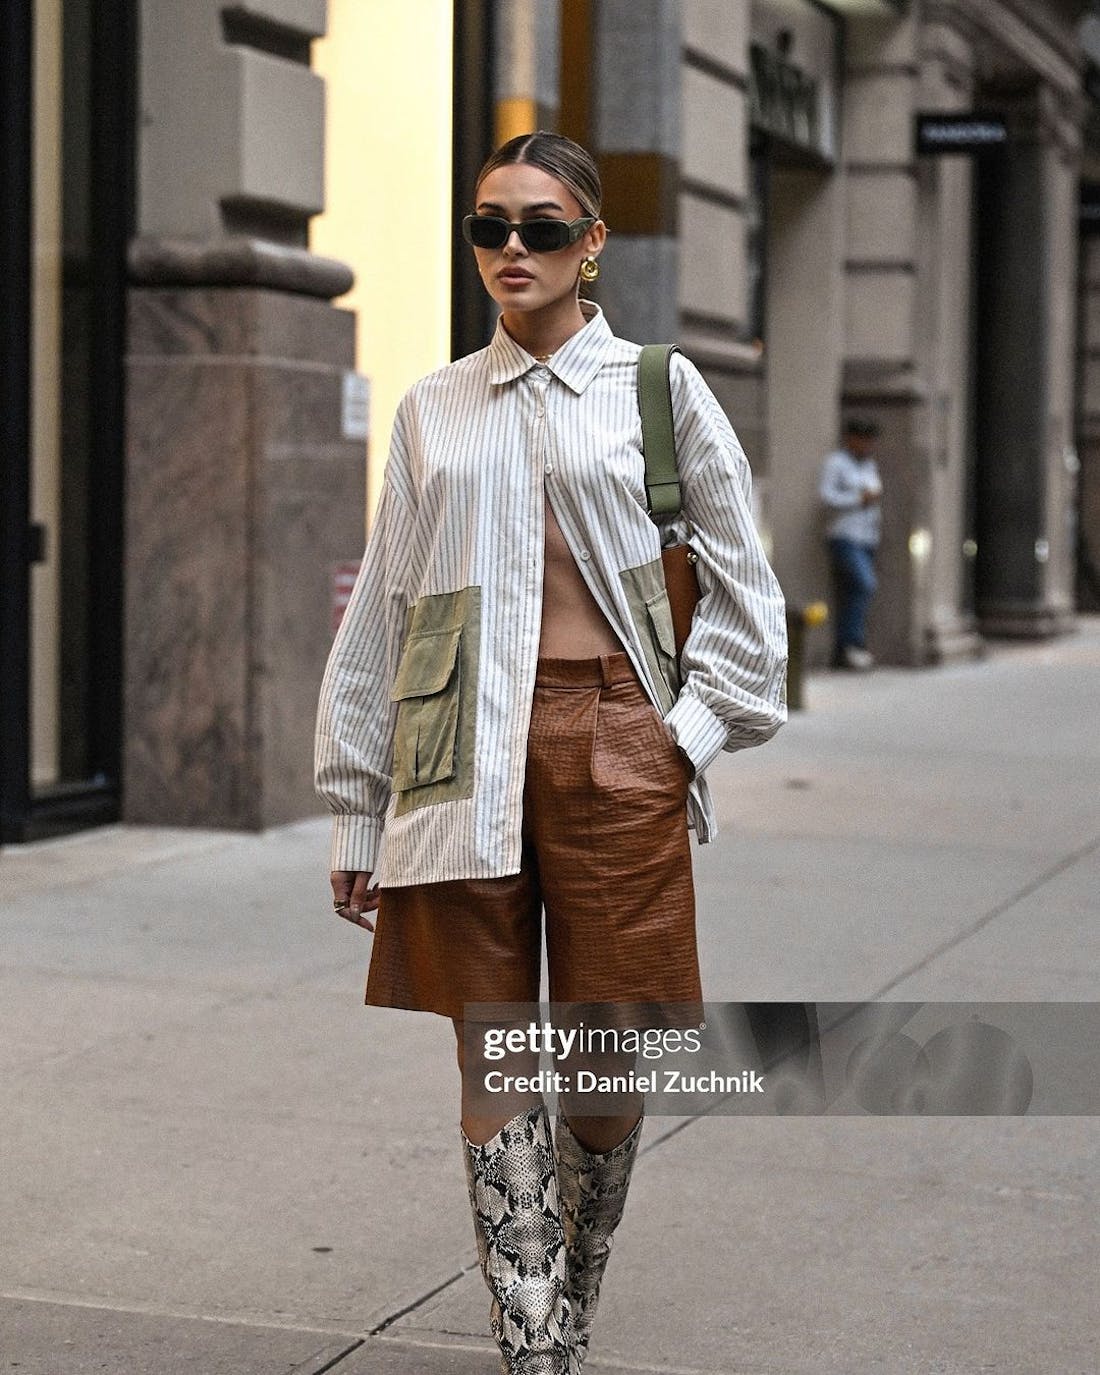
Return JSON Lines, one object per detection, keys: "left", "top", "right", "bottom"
{"left": 364, "top": 651, "right": 702, "bottom": 1023}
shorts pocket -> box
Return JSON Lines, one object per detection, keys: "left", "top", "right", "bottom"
{"left": 647, "top": 701, "right": 692, "bottom": 782}
{"left": 390, "top": 625, "right": 462, "bottom": 790}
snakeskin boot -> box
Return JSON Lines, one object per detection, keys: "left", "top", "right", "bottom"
{"left": 553, "top": 1106, "right": 644, "bottom": 1368}
{"left": 461, "top": 1102, "right": 579, "bottom": 1375}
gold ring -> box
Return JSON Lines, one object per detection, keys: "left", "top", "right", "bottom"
{"left": 333, "top": 898, "right": 348, "bottom": 911}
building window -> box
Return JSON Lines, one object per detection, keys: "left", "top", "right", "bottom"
{"left": 746, "top": 129, "right": 769, "bottom": 351}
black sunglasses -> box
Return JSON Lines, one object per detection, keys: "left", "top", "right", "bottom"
{"left": 462, "top": 214, "right": 596, "bottom": 253}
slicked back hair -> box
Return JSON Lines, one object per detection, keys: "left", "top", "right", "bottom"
{"left": 474, "top": 130, "right": 602, "bottom": 220}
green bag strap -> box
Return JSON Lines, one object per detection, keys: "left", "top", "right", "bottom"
{"left": 638, "top": 343, "right": 683, "bottom": 517}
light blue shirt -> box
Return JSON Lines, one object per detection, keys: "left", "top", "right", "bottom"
{"left": 819, "top": 447, "right": 882, "bottom": 546}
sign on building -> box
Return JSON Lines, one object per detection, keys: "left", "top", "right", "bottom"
{"left": 915, "top": 113, "right": 1008, "bottom": 155}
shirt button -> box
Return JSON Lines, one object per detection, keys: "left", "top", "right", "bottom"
{"left": 579, "top": 549, "right": 590, "bottom": 561}
{"left": 544, "top": 462, "right": 553, "bottom": 474}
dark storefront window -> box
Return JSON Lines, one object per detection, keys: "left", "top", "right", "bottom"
{"left": 0, "top": 0, "right": 133, "bottom": 844}
{"left": 451, "top": 0, "right": 496, "bottom": 359}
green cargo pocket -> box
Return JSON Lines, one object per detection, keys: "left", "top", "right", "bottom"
{"left": 645, "top": 587, "right": 682, "bottom": 695}
{"left": 620, "top": 556, "right": 679, "bottom": 713}
{"left": 390, "top": 625, "right": 462, "bottom": 791}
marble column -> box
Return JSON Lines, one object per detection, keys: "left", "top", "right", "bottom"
{"left": 971, "top": 83, "right": 1079, "bottom": 636}
{"left": 1076, "top": 230, "right": 1100, "bottom": 612}
{"left": 680, "top": 2, "right": 768, "bottom": 519}
{"left": 840, "top": 7, "right": 929, "bottom": 665}
{"left": 122, "top": 0, "right": 367, "bottom": 831}
{"left": 911, "top": 12, "right": 985, "bottom": 664}
{"left": 560, "top": 0, "right": 682, "bottom": 345}
{"left": 494, "top": 0, "right": 560, "bottom": 138}
{"left": 123, "top": 252, "right": 364, "bottom": 830}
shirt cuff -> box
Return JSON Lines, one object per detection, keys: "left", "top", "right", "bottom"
{"left": 330, "top": 813, "right": 384, "bottom": 874}
{"left": 662, "top": 692, "right": 728, "bottom": 779}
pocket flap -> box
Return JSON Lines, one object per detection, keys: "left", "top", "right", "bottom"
{"left": 645, "top": 589, "right": 677, "bottom": 659}
{"left": 390, "top": 626, "right": 462, "bottom": 700}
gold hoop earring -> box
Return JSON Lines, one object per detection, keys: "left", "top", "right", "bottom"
{"left": 579, "top": 256, "right": 600, "bottom": 283}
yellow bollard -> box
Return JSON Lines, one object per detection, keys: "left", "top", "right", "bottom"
{"left": 785, "top": 601, "right": 829, "bottom": 710}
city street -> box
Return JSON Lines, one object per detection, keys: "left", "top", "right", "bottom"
{"left": 3, "top": 622, "right": 1098, "bottom": 1374}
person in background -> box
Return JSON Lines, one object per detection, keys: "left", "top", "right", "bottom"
{"left": 819, "top": 418, "right": 883, "bottom": 670}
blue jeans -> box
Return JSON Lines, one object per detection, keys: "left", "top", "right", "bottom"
{"left": 828, "top": 538, "right": 877, "bottom": 652}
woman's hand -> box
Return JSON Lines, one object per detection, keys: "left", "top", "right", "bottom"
{"left": 330, "top": 870, "right": 381, "bottom": 932}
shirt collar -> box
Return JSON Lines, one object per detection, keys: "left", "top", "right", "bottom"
{"left": 485, "top": 299, "right": 613, "bottom": 395}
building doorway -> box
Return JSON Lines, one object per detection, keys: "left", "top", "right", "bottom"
{"left": 0, "top": 0, "right": 134, "bottom": 844}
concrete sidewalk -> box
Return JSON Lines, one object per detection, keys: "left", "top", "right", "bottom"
{"left": 3, "top": 622, "right": 1098, "bottom": 1374}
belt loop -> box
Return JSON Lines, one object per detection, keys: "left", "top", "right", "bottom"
{"left": 599, "top": 653, "right": 616, "bottom": 687}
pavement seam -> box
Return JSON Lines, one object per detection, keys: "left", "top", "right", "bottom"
{"left": 0, "top": 1289, "right": 367, "bottom": 1339}
{"left": 363, "top": 1263, "right": 475, "bottom": 1335}
{"left": 358, "top": 1333, "right": 495, "bottom": 1353}
{"left": 531, "top": 834, "right": 1100, "bottom": 1161}
{"left": 864, "top": 831, "right": 1100, "bottom": 999}
{"left": 351, "top": 1331, "right": 733, "bottom": 1375}
{"left": 288, "top": 1337, "right": 366, "bottom": 1374}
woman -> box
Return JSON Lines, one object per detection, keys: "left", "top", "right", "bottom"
{"left": 314, "top": 131, "right": 788, "bottom": 1374}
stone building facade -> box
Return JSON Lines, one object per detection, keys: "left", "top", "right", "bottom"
{"left": 2, "top": 0, "right": 1094, "bottom": 843}
{"left": 493, "top": 0, "right": 1091, "bottom": 665}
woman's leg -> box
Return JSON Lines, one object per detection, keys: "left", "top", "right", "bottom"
{"left": 454, "top": 1017, "right": 577, "bottom": 1374}
{"left": 525, "top": 654, "right": 699, "bottom": 1367}
{"left": 553, "top": 1100, "right": 644, "bottom": 1368}
{"left": 453, "top": 1017, "right": 540, "bottom": 1143}
{"left": 554, "top": 1037, "right": 644, "bottom": 1369}
{"left": 365, "top": 855, "right": 571, "bottom": 1370}
{"left": 456, "top": 1013, "right": 642, "bottom": 1371}
{"left": 554, "top": 1017, "right": 643, "bottom": 1151}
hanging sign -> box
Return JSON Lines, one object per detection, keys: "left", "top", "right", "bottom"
{"left": 341, "top": 372, "right": 370, "bottom": 441}
{"left": 915, "top": 113, "right": 1007, "bottom": 155}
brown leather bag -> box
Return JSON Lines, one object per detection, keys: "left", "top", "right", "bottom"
{"left": 638, "top": 344, "right": 701, "bottom": 661}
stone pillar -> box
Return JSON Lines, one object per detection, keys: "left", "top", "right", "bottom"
{"left": 972, "top": 83, "right": 1079, "bottom": 636}
{"left": 680, "top": 2, "right": 768, "bottom": 524}
{"left": 765, "top": 164, "right": 845, "bottom": 613}
{"left": 1076, "top": 15, "right": 1100, "bottom": 616}
{"left": 840, "top": 7, "right": 928, "bottom": 665}
{"left": 123, "top": 0, "right": 366, "bottom": 830}
{"left": 560, "top": 0, "right": 681, "bottom": 344}
{"left": 1077, "top": 229, "right": 1100, "bottom": 612}
{"left": 911, "top": 9, "right": 984, "bottom": 663}
{"left": 137, "top": 0, "right": 327, "bottom": 247}
{"left": 494, "top": 0, "right": 561, "bottom": 138}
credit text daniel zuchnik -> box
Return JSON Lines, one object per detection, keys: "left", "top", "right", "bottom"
{"left": 483, "top": 1067, "right": 766, "bottom": 1094}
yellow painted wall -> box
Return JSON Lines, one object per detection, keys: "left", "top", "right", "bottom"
{"left": 311, "top": 1, "right": 453, "bottom": 525}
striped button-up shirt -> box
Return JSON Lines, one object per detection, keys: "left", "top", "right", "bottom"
{"left": 314, "top": 300, "right": 788, "bottom": 885}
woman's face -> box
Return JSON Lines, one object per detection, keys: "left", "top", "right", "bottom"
{"left": 471, "top": 162, "right": 605, "bottom": 317}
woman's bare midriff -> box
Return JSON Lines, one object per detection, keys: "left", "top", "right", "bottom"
{"left": 538, "top": 491, "right": 626, "bottom": 659}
